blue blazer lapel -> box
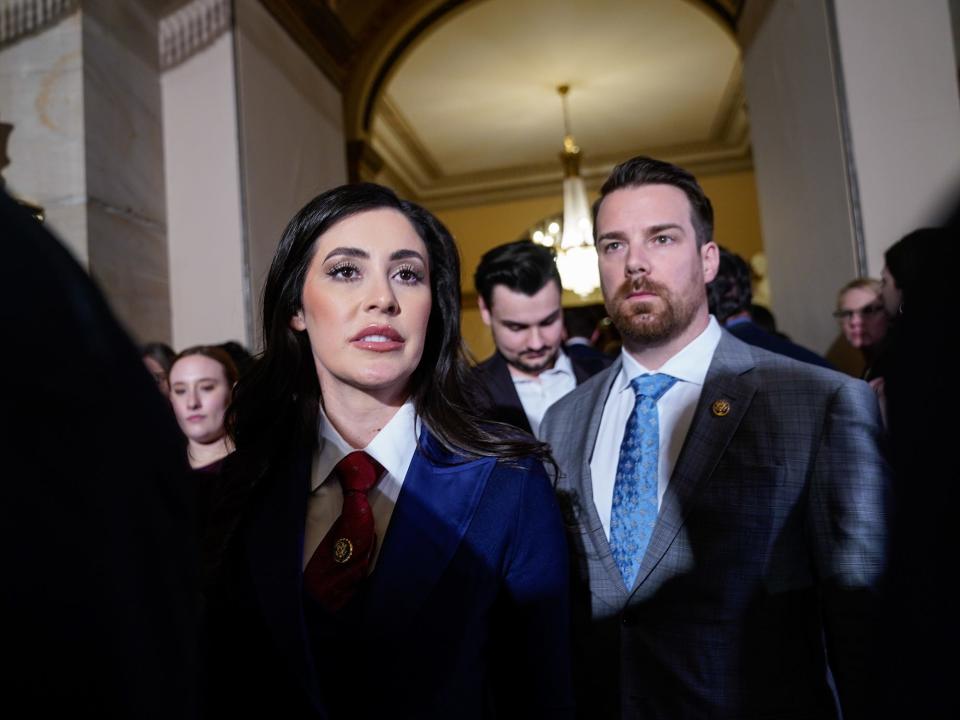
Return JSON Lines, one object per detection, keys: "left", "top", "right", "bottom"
{"left": 364, "top": 429, "right": 494, "bottom": 636}
{"left": 631, "top": 332, "right": 759, "bottom": 595}
{"left": 244, "top": 449, "right": 325, "bottom": 711}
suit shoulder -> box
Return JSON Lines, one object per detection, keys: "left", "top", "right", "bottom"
{"left": 472, "top": 353, "right": 501, "bottom": 375}
{"left": 746, "top": 342, "right": 869, "bottom": 395}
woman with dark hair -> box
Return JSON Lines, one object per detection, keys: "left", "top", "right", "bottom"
{"left": 204, "top": 183, "right": 572, "bottom": 719}
{"left": 141, "top": 341, "right": 176, "bottom": 394}
{"left": 880, "top": 227, "right": 940, "bottom": 319}
{"left": 168, "top": 345, "right": 238, "bottom": 472}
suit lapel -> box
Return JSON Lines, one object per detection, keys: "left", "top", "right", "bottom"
{"left": 631, "top": 332, "right": 759, "bottom": 595}
{"left": 364, "top": 429, "right": 493, "bottom": 637}
{"left": 244, "top": 448, "right": 324, "bottom": 710}
{"left": 485, "top": 353, "right": 532, "bottom": 434}
{"left": 570, "top": 359, "right": 633, "bottom": 601}
{"left": 571, "top": 355, "right": 591, "bottom": 385}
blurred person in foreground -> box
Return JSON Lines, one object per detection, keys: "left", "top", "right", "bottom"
{"left": 874, "top": 222, "right": 955, "bottom": 719}
{"left": 0, "top": 190, "right": 198, "bottom": 717}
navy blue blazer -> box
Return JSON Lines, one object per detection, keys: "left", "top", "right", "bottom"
{"left": 205, "top": 429, "right": 573, "bottom": 719}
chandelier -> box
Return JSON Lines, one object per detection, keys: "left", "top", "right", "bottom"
{"left": 530, "top": 85, "right": 599, "bottom": 297}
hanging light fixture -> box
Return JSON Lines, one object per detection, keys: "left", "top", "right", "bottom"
{"left": 531, "top": 85, "right": 599, "bottom": 297}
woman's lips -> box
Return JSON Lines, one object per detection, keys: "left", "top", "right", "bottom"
{"left": 187, "top": 414, "right": 206, "bottom": 422}
{"left": 351, "top": 325, "right": 405, "bottom": 352}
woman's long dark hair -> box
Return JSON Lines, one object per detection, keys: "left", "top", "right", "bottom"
{"left": 205, "top": 184, "right": 550, "bottom": 575}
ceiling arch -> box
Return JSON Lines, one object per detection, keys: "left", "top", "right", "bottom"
{"left": 260, "top": 0, "right": 751, "bottom": 206}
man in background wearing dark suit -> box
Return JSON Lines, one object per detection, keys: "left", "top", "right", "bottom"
{"left": 473, "top": 240, "right": 610, "bottom": 435}
{"left": 708, "top": 245, "right": 833, "bottom": 368}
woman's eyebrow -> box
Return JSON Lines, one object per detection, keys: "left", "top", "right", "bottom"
{"left": 323, "top": 246, "right": 368, "bottom": 262}
{"left": 390, "top": 249, "right": 426, "bottom": 262}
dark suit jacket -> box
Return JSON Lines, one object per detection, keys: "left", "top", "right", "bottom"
{"left": 205, "top": 430, "right": 573, "bottom": 719}
{"left": 0, "top": 191, "right": 199, "bottom": 717}
{"left": 726, "top": 317, "right": 834, "bottom": 369}
{"left": 540, "top": 331, "right": 889, "bottom": 720}
{"left": 472, "top": 349, "right": 612, "bottom": 434}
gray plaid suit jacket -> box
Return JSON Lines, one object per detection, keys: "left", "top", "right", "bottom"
{"left": 540, "top": 330, "right": 888, "bottom": 720}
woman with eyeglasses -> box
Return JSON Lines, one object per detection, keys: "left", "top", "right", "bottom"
{"left": 834, "top": 278, "right": 889, "bottom": 381}
{"left": 202, "top": 183, "right": 572, "bottom": 719}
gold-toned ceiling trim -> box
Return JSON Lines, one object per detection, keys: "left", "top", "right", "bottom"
{"left": 376, "top": 94, "right": 444, "bottom": 182}
{"left": 410, "top": 138, "right": 754, "bottom": 211}
{"left": 259, "top": 0, "right": 355, "bottom": 88}
{"left": 368, "top": 61, "right": 753, "bottom": 211}
{"left": 709, "top": 61, "right": 746, "bottom": 143}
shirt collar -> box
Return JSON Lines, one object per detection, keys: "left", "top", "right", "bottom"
{"left": 617, "top": 315, "right": 722, "bottom": 393}
{"left": 312, "top": 399, "right": 420, "bottom": 492}
{"left": 512, "top": 348, "right": 575, "bottom": 384}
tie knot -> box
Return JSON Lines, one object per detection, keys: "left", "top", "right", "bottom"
{"left": 334, "top": 451, "right": 384, "bottom": 494}
{"left": 630, "top": 373, "right": 677, "bottom": 402}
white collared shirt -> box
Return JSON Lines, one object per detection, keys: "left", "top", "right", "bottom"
{"left": 512, "top": 349, "right": 578, "bottom": 436}
{"left": 302, "top": 400, "right": 421, "bottom": 570}
{"left": 590, "top": 316, "right": 722, "bottom": 540}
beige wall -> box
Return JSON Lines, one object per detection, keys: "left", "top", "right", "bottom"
{"left": 0, "top": 10, "right": 87, "bottom": 263}
{"left": 835, "top": 0, "right": 960, "bottom": 275}
{"left": 162, "top": 32, "right": 247, "bottom": 349}
{"left": 234, "top": 0, "right": 347, "bottom": 349}
{"left": 434, "top": 168, "right": 764, "bottom": 361}
{"left": 744, "top": 0, "right": 960, "bottom": 356}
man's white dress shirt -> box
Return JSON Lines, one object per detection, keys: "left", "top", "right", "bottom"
{"left": 589, "top": 317, "right": 722, "bottom": 540}
{"left": 303, "top": 400, "right": 420, "bottom": 570}
{"left": 512, "top": 349, "right": 577, "bottom": 436}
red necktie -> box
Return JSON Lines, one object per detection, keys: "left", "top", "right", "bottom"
{"left": 303, "top": 451, "right": 383, "bottom": 612}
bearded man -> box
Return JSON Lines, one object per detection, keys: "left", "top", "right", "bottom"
{"left": 539, "top": 156, "right": 888, "bottom": 720}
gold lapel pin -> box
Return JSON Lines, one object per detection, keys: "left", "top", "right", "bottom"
{"left": 711, "top": 399, "right": 731, "bottom": 417}
{"left": 333, "top": 537, "right": 353, "bottom": 564}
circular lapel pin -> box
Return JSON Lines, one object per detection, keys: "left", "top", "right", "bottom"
{"left": 711, "top": 399, "right": 731, "bottom": 417}
{"left": 333, "top": 537, "right": 353, "bottom": 564}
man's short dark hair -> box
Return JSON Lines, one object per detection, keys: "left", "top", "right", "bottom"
{"left": 474, "top": 240, "right": 562, "bottom": 308}
{"left": 593, "top": 155, "right": 714, "bottom": 247}
{"left": 707, "top": 246, "right": 752, "bottom": 323}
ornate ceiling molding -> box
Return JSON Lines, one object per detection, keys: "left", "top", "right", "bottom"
{"left": 158, "top": 0, "right": 232, "bottom": 71}
{"left": 0, "top": 0, "right": 78, "bottom": 49}
{"left": 371, "top": 59, "right": 752, "bottom": 210}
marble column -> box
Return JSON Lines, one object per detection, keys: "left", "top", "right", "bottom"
{"left": 0, "top": 0, "right": 171, "bottom": 343}
{"left": 160, "top": 0, "right": 247, "bottom": 349}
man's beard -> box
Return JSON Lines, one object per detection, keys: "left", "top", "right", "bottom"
{"left": 606, "top": 277, "right": 700, "bottom": 346}
{"left": 505, "top": 345, "right": 560, "bottom": 375}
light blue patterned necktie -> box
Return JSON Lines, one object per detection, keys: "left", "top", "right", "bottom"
{"left": 609, "top": 373, "right": 678, "bottom": 589}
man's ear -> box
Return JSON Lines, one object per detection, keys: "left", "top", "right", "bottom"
{"left": 701, "top": 242, "right": 719, "bottom": 284}
{"left": 290, "top": 310, "right": 307, "bottom": 332}
{"left": 478, "top": 295, "right": 492, "bottom": 327}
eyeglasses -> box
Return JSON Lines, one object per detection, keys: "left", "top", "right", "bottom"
{"left": 832, "top": 304, "right": 885, "bottom": 322}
